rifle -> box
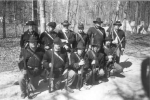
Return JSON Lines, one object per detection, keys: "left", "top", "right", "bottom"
{"left": 92, "top": 64, "right": 96, "bottom": 86}
{"left": 49, "top": 45, "right": 54, "bottom": 93}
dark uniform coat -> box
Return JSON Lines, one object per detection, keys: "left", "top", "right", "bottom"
{"left": 20, "top": 30, "right": 39, "bottom": 48}
{"left": 87, "top": 27, "right": 106, "bottom": 47}
{"left": 70, "top": 52, "right": 87, "bottom": 71}
{"left": 75, "top": 32, "right": 89, "bottom": 50}
{"left": 19, "top": 47, "right": 45, "bottom": 76}
{"left": 40, "top": 31, "right": 58, "bottom": 49}
{"left": 42, "top": 49, "right": 69, "bottom": 78}
{"left": 57, "top": 30, "right": 75, "bottom": 49}
{"left": 85, "top": 50, "right": 105, "bottom": 69}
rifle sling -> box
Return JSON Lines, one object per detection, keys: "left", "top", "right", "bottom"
{"left": 26, "top": 48, "right": 40, "bottom": 61}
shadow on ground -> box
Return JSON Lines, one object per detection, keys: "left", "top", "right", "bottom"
{"left": 108, "top": 81, "right": 149, "bottom": 100}
{"left": 119, "top": 61, "right": 132, "bottom": 69}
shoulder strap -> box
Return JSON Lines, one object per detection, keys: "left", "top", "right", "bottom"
{"left": 75, "top": 52, "right": 81, "bottom": 61}
{"left": 45, "top": 31, "right": 54, "bottom": 40}
{"left": 90, "top": 50, "right": 96, "bottom": 59}
{"left": 54, "top": 51, "right": 64, "bottom": 62}
{"left": 26, "top": 48, "right": 40, "bottom": 61}
{"left": 76, "top": 32, "right": 85, "bottom": 43}
{"left": 62, "top": 30, "right": 68, "bottom": 40}
{"left": 114, "top": 30, "right": 122, "bottom": 47}
{"left": 94, "top": 27, "right": 103, "bottom": 36}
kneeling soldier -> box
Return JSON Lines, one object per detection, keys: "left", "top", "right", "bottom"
{"left": 42, "top": 37, "right": 76, "bottom": 93}
{"left": 85, "top": 43, "right": 105, "bottom": 84}
{"left": 18, "top": 35, "right": 45, "bottom": 99}
{"left": 103, "top": 37, "right": 123, "bottom": 77}
{"left": 70, "top": 43, "right": 87, "bottom": 89}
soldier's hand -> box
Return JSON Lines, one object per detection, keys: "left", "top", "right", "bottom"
{"left": 112, "top": 40, "right": 117, "bottom": 44}
{"left": 22, "top": 70, "right": 27, "bottom": 75}
{"left": 34, "top": 68, "right": 39, "bottom": 73}
{"left": 64, "top": 45, "right": 69, "bottom": 50}
{"left": 79, "top": 60, "right": 85, "bottom": 66}
{"left": 91, "top": 60, "right": 96, "bottom": 65}
{"left": 121, "top": 48, "right": 125, "bottom": 51}
{"left": 45, "top": 46, "right": 50, "bottom": 50}
{"left": 49, "top": 63, "right": 52, "bottom": 68}
{"left": 108, "top": 55, "right": 113, "bottom": 62}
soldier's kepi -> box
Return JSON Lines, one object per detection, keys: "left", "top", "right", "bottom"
{"left": 18, "top": 35, "right": 45, "bottom": 99}
{"left": 40, "top": 22, "right": 58, "bottom": 50}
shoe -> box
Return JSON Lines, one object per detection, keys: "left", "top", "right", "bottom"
{"left": 21, "top": 93, "right": 27, "bottom": 99}
{"left": 65, "top": 86, "right": 74, "bottom": 93}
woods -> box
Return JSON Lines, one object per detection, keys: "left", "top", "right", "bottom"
{"left": 0, "top": 0, "right": 150, "bottom": 38}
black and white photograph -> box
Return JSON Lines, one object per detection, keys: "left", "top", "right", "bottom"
{"left": 0, "top": 0, "right": 149, "bottom": 100}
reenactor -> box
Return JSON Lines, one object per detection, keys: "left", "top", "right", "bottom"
{"left": 75, "top": 23, "right": 89, "bottom": 51}
{"left": 103, "top": 37, "right": 123, "bottom": 77}
{"left": 20, "top": 21, "right": 40, "bottom": 48}
{"left": 18, "top": 35, "right": 45, "bottom": 99}
{"left": 57, "top": 20, "right": 76, "bottom": 51}
{"left": 40, "top": 22, "right": 58, "bottom": 50}
{"left": 42, "top": 37, "right": 77, "bottom": 93}
{"left": 70, "top": 43, "right": 87, "bottom": 89}
{"left": 85, "top": 43, "right": 105, "bottom": 84}
{"left": 87, "top": 18, "right": 106, "bottom": 51}
{"left": 111, "top": 21, "right": 126, "bottom": 63}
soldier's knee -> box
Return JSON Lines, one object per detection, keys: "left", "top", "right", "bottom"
{"left": 18, "top": 74, "right": 26, "bottom": 84}
{"left": 68, "top": 70, "right": 77, "bottom": 78}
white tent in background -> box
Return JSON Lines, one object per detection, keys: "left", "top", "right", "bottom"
{"left": 120, "top": 19, "right": 132, "bottom": 32}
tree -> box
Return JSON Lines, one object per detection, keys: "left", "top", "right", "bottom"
{"left": 66, "top": 0, "right": 71, "bottom": 21}
{"left": 2, "top": 0, "right": 6, "bottom": 38}
{"left": 32, "top": 0, "right": 38, "bottom": 33}
{"left": 39, "top": 0, "right": 46, "bottom": 33}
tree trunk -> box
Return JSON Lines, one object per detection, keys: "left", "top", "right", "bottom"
{"left": 2, "top": 0, "right": 6, "bottom": 38}
{"left": 135, "top": 1, "right": 139, "bottom": 26}
{"left": 50, "top": 0, "right": 54, "bottom": 22}
{"left": 39, "top": 0, "right": 46, "bottom": 34}
{"left": 66, "top": 0, "right": 71, "bottom": 21}
{"left": 14, "top": 1, "right": 17, "bottom": 37}
{"left": 32, "top": 0, "right": 38, "bottom": 33}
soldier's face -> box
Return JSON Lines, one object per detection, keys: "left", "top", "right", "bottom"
{"left": 29, "top": 42, "right": 37, "bottom": 49}
{"left": 78, "top": 29, "right": 83, "bottom": 33}
{"left": 93, "top": 46, "right": 100, "bottom": 52}
{"left": 54, "top": 44, "right": 61, "bottom": 51}
{"left": 105, "top": 41, "right": 111, "bottom": 46}
{"left": 95, "top": 23, "right": 101, "bottom": 27}
{"left": 47, "top": 26, "right": 54, "bottom": 32}
{"left": 114, "top": 25, "right": 119, "bottom": 30}
{"left": 77, "top": 49, "right": 83, "bottom": 56}
{"left": 29, "top": 25, "right": 34, "bottom": 32}
{"left": 63, "top": 25, "right": 69, "bottom": 30}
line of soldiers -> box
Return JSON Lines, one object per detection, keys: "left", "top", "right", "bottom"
{"left": 18, "top": 18, "right": 126, "bottom": 99}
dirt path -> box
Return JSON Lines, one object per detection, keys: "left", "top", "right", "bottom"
{"left": 0, "top": 54, "right": 149, "bottom": 100}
